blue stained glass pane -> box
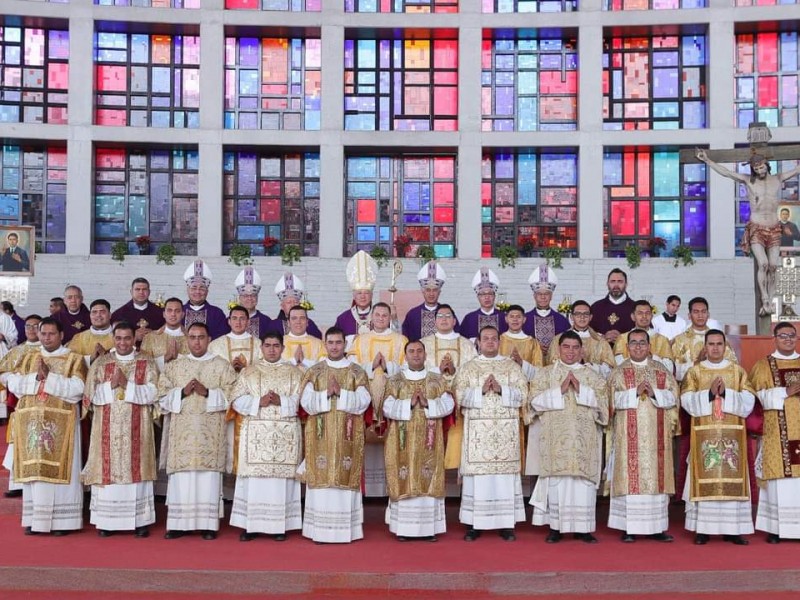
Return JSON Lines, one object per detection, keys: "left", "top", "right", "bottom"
{"left": 128, "top": 195, "right": 147, "bottom": 236}
{"left": 403, "top": 183, "right": 420, "bottom": 210}
{"left": 238, "top": 225, "right": 265, "bottom": 240}
{"left": 653, "top": 70, "right": 679, "bottom": 98}
{"left": 653, "top": 152, "right": 679, "bottom": 197}
{"left": 435, "top": 244, "right": 454, "bottom": 258}
{"left": 683, "top": 102, "right": 706, "bottom": 128}
{"left": 757, "top": 109, "right": 779, "bottom": 128}
{"left": 684, "top": 163, "right": 706, "bottom": 182}
{"left": 739, "top": 201, "right": 750, "bottom": 224}
{"left": 482, "top": 206, "right": 492, "bottom": 222}
{"left": 541, "top": 154, "right": 576, "bottom": 186}
{"left": 348, "top": 182, "right": 377, "bottom": 198}
{"left": 653, "top": 102, "right": 679, "bottom": 118}
{"left": 682, "top": 36, "right": 705, "bottom": 66}
{"left": 495, "top": 154, "right": 514, "bottom": 179}
{"left": 357, "top": 226, "right": 376, "bottom": 242}
{"left": 304, "top": 182, "right": 320, "bottom": 197}
{"left": 379, "top": 227, "right": 390, "bottom": 242}
{"left": 0, "top": 195, "right": 18, "bottom": 218}
{"left": 781, "top": 33, "right": 797, "bottom": 71}
{"left": 653, "top": 200, "right": 680, "bottom": 221}
{"left": 653, "top": 221, "right": 680, "bottom": 251}
{"left": 603, "top": 153, "right": 622, "bottom": 185}
{"left": 683, "top": 200, "right": 706, "bottom": 245}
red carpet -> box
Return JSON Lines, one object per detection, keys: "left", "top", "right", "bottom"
{"left": 1, "top": 424, "right": 799, "bottom": 598}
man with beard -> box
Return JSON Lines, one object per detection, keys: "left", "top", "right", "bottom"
{"left": 590, "top": 269, "right": 636, "bottom": 344}
{"left": 697, "top": 149, "right": 800, "bottom": 315}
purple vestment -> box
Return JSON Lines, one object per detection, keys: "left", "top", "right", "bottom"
{"left": 401, "top": 303, "right": 460, "bottom": 343}
{"left": 459, "top": 308, "right": 508, "bottom": 340}
{"left": 183, "top": 302, "right": 230, "bottom": 340}
{"left": 246, "top": 311, "right": 274, "bottom": 339}
{"left": 111, "top": 300, "right": 166, "bottom": 332}
{"left": 523, "top": 308, "right": 569, "bottom": 355}
{"left": 589, "top": 295, "right": 636, "bottom": 336}
{"left": 55, "top": 305, "right": 91, "bottom": 344}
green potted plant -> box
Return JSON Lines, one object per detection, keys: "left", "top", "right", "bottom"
{"left": 281, "top": 244, "right": 302, "bottom": 266}
{"left": 228, "top": 243, "right": 253, "bottom": 266}
{"left": 110, "top": 241, "right": 128, "bottom": 265}
{"left": 625, "top": 243, "right": 642, "bottom": 269}
{"left": 543, "top": 245, "right": 563, "bottom": 269}
{"left": 156, "top": 243, "right": 177, "bottom": 265}
{"left": 671, "top": 244, "right": 696, "bottom": 268}
{"left": 495, "top": 245, "right": 518, "bottom": 269}
{"left": 369, "top": 245, "right": 389, "bottom": 268}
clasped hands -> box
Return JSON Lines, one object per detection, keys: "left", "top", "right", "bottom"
{"left": 182, "top": 378, "right": 209, "bottom": 398}
{"left": 636, "top": 380, "right": 655, "bottom": 399}
{"left": 482, "top": 374, "right": 502, "bottom": 395}
{"left": 560, "top": 372, "right": 581, "bottom": 395}
{"left": 327, "top": 373, "right": 341, "bottom": 396}
{"left": 411, "top": 388, "right": 428, "bottom": 409}
{"left": 35, "top": 357, "right": 50, "bottom": 382}
{"left": 709, "top": 376, "right": 726, "bottom": 399}
{"left": 259, "top": 390, "right": 282, "bottom": 407}
{"left": 439, "top": 353, "right": 455, "bottom": 376}
{"left": 372, "top": 351, "right": 387, "bottom": 372}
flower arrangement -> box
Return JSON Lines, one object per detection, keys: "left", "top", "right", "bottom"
{"left": 394, "top": 234, "right": 412, "bottom": 258}
{"left": 647, "top": 237, "right": 667, "bottom": 252}
{"left": 495, "top": 293, "right": 510, "bottom": 312}
{"left": 135, "top": 235, "right": 151, "bottom": 254}
{"left": 557, "top": 299, "right": 572, "bottom": 315}
{"left": 227, "top": 295, "right": 240, "bottom": 310}
{"left": 300, "top": 294, "right": 314, "bottom": 311}
{"left": 262, "top": 236, "right": 279, "bottom": 255}
{"left": 671, "top": 244, "right": 695, "bottom": 268}
{"left": 416, "top": 245, "right": 436, "bottom": 264}
{"left": 228, "top": 243, "right": 253, "bottom": 266}
{"left": 154, "top": 293, "right": 166, "bottom": 308}
{"left": 110, "top": 241, "right": 128, "bottom": 265}
{"left": 517, "top": 235, "right": 536, "bottom": 257}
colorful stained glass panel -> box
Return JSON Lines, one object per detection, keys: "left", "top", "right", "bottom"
{"left": 346, "top": 0, "right": 458, "bottom": 11}
{"left": 225, "top": 0, "right": 321, "bottom": 9}
{"left": 482, "top": 0, "right": 577, "bottom": 10}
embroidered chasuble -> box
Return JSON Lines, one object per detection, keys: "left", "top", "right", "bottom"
{"left": 672, "top": 329, "right": 738, "bottom": 379}
{"left": 607, "top": 359, "right": 680, "bottom": 496}
{"left": 420, "top": 333, "right": 477, "bottom": 469}
{"left": 12, "top": 350, "right": 87, "bottom": 483}
{"left": 384, "top": 371, "right": 450, "bottom": 501}
{"left": 547, "top": 329, "right": 615, "bottom": 370}
{"left": 282, "top": 334, "right": 326, "bottom": 366}
{"left": 0, "top": 342, "right": 41, "bottom": 421}
{"left": 749, "top": 355, "right": 800, "bottom": 480}
{"left": 209, "top": 335, "right": 260, "bottom": 369}
{"left": 229, "top": 361, "right": 304, "bottom": 479}
{"left": 300, "top": 361, "right": 370, "bottom": 490}
{"left": 157, "top": 355, "right": 237, "bottom": 474}
{"left": 81, "top": 352, "right": 159, "bottom": 485}
{"left": 67, "top": 330, "right": 114, "bottom": 359}
{"left": 524, "top": 309, "right": 569, "bottom": 355}
{"left": 349, "top": 330, "right": 408, "bottom": 428}
{"left": 454, "top": 357, "right": 528, "bottom": 476}
{"left": 141, "top": 329, "right": 189, "bottom": 361}
{"left": 529, "top": 362, "right": 609, "bottom": 484}
{"left": 499, "top": 333, "right": 543, "bottom": 373}
{"left": 682, "top": 362, "right": 755, "bottom": 501}
{"left": 614, "top": 331, "right": 674, "bottom": 366}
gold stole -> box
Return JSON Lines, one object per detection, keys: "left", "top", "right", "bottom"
{"left": 761, "top": 356, "right": 800, "bottom": 480}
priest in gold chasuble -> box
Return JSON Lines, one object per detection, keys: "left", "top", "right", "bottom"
{"left": 530, "top": 330, "right": 609, "bottom": 543}
{"left": 607, "top": 329, "right": 680, "bottom": 542}
{"left": 750, "top": 322, "right": 800, "bottom": 543}
{"left": 299, "top": 327, "right": 371, "bottom": 544}
{"left": 681, "top": 329, "right": 755, "bottom": 545}
{"left": 140, "top": 297, "right": 189, "bottom": 372}
{"left": 455, "top": 326, "right": 528, "bottom": 541}
{"left": 383, "top": 340, "right": 453, "bottom": 541}
{"left": 229, "top": 331, "right": 304, "bottom": 541}
{"left": 8, "top": 317, "right": 87, "bottom": 534}
{"left": 158, "top": 323, "right": 238, "bottom": 539}
{"left": 81, "top": 322, "right": 159, "bottom": 537}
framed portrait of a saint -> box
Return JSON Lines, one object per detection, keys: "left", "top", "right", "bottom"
{"left": 0, "top": 225, "right": 34, "bottom": 276}
{"left": 778, "top": 203, "right": 800, "bottom": 253}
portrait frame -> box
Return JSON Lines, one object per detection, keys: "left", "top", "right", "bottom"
{"left": 0, "top": 225, "right": 35, "bottom": 277}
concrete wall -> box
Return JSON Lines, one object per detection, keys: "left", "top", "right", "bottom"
{"left": 22, "top": 255, "right": 757, "bottom": 333}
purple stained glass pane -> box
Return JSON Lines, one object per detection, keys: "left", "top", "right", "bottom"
{"left": 682, "top": 200, "right": 706, "bottom": 245}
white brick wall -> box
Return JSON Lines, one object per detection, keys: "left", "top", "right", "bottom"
{"left": 19, "top": 255, "right": 758, "bottom": 334}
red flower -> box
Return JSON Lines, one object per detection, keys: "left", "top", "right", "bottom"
{"left": 262, "top": 236, "right": 279, "bottom": 249}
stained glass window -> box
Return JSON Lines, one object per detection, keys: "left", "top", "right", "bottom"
{"left": 225, "top": 0, "right": 321, "bottom": 9}
{"left": 603, "top": 147, "right": 707, "bottom": 255}
{"left": 222, "top": 151, "right": 320, "bottom": 256}
{"left": 224, "top": 37, "right": 321, "bottom": 130}
{"left": 94, "top": 32, "right": 200, "bottom": 128}
{"left": 481, "top": 150, "right": 577, "bottom": 257}
{"left": 603, "top": 0, "right": 705, "bottom": 8}
{"left": 482, "top": 0, "right": 577, "bottom": 11}
{"left": 603, "top": 32, "right": 707, "bottom": 130}
{"left": 345, "top": 0, "right": 458, "bottom": 12}
{"left": 482, "top": 29, "right": 577, "bottom": 132}
{"left": 345, "top": 155, "right": 456, "bottom": 257}
{"left": 95, "top": 0, "right": 199, "bottom": 6}
{"left": 0, "top": 143, "right": 67, "bottom": 254}
{"left": 734, "top": 153, "right": 800, "bottom": 255}
{"left": 94, "top": 147, "right": 198, "bottom": 255}
{"left": 344, "top": 32, "right": 458, "bottom": 131}
{"left": 735, "top": 32, "right": 799, "bottom": 128}
{"left": 0, "top": 26, "right": 69, "bottom": 124}
{"left": 735, "top": 0, "right": 797, "bottom": 5}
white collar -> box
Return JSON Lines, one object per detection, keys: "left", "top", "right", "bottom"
{"left": 67, "top": 309, "right": 81, "bottom": 316}
{"left": 111, "top": 349, "right": 137, "bottom": 362}
{"left": 424, "top": 304, "right": 438, "bottom": 311}
{"left": 24, "top": 341, "right": 42, "bottom": 348}
{"left": 434, "top": 331, "right": 459, "bottom": 341}
{"left": 479, "top": 308, "right": 495, "bottom": 316}
{"left": 572, "top": 328, "right": 590, "bottom": 338}
{"left": 90, "top": 326, "right": 112, "bottom": 335}
{"left": 403, "top": 367, "right": 427, "bottom": 381}
{"left": 701, "top": 359, "right": 730, "bottom": 369}
{"left": 556, "top": 359, "right": 583, "bottom": 371}
{"left": 772, "top": 350, "right": 800, "bottom": 360}
{"left": 478, "top": 354, "right": 504, "bottom": 361}
{"left": 226, "top": 332, "right": 252, "bottom": 341}
{"left": 535, "top": 308, "right": 551, "bottom": 317}
{"left": 630, "top": 358, "right": 649, "bottom": 367}
{"left": 371, "top": 328, "right": 392, "bottom": 336}
{"left": 133, "top": 302, "right": 148, "bottom": 310}
{"left": 607, "top": 293, "right": 628, "bottom": 305}
{"left": 325, "top": 357, "right": 351, "bottom": 368}
{"left": 286, "top": 332, "right": 309, "bottom": 340}
{"left": 504, "top": 330, "right": 528, "bottom": 340}
{"left": 42, "top": 346, "right": 69, "bottom": 357}
{"left": 164, "top": 326, "right": 184, "bottom": 337}
{"left": 188, "top": 303, "right": 206, "bottom": 311}
{"left": 187, "top": 351, "right": 215, "bottom": 362}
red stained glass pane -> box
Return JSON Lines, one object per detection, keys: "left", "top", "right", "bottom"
{"left": 95, "top": 109, "right": 127, "bottom": 126}
{"left": 260, "top": 198, "right": 281, "bottom": 222}
{"left": 638, "top": 201, "right": 651, "bottom": 236}
{"left": 434, "top": 157, "right": 454, "bottom": 179}
{"left": 758, "top": 76, "right": 778, "bottom": 107}
{"left": 434, "top": 207, "right": 454, "bottom": 222}
{"left": 756, "top": 33, "right": 778, "bottom": 72}
{"left": 260, "top": 180, "right": 281, "bottom": 197}
{"left": 433, "top": 40, "right": 458, "bottom": 69}
{"left": 623, "top": 152, "right": 635, "bottom": 186}
{"left": 97, "top": 65, "right": 128, "bottom": 92}
{"left": 539, "top": 71, "right": 578, "bottom": 94}
{"left": 611, "top": 201, "right": 635, "bottom": 236}
{"left": 637, "top": 153, "right": 650, "bottom": 197}
{"left": 433, "top": 182, "right": 454, "bottom": 206}
{"left": 357, "top": 199, "right": 376, "bottom": 222}
{"left": 481, "top": 182, "right": 492, "bottom": 205}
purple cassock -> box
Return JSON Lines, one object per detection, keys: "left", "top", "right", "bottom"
{"left": 401, "top": 303, "right": 460, "bottom": 343}
{"left": 589, "top": 295, "right": 636, "bottom": 336}
{"left": 523, "top": 308, "right": 569, "bottom": 356}
{"left": 111, "top": 301, "right": 165, "bottom": 332}
{"left": 55, "top": 305, "right": 91, "bottom": 344}
{"left": 459, "top": 308, "right": 508, "bottom": 340}
{"left": 183, "top": 302, "right": 230, "bottom": 340}
{"left": 246, "top": 311, "right": 274, "bottom": 339}
{"left": 11, "top": 313, "right": 25, "bottom": 345}
{"left": 271, "top": 310, "right": 323, "bottom": 339}
{"left": 334, "top": 307, "right": 372, "bottom": 337}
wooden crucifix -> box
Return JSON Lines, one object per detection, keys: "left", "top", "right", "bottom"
{"left": 680, "top": 123, "right": 800, "bottom": 318}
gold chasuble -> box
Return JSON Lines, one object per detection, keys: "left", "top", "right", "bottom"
{"left": 209, "top": 334, "right": 260, "bottom": 369}
{"left": 384, "top": 371, "right": 450, "bottom": 501}
{"left": 282, "top": 334, "right": 326, "bottom": 367}
{"left": 547, "top": 329, "right": 615, "bottom": 370}
{"left": 454, "top": 356, "right": 528, "bottom": 476}
{"left": 750, "top": 355, "right": 800, "bottom": 480}
{"left": 157, "top": 355, "right": 237, "bottom": 474}
{"left": 81, "top": 352, "right": 159, "bottom": 486}
{"left": 67, "top": 329, "right": 114, "bottom": 359}
{"left": 607, "top": 359, "right": 680, "bottom": 496}
{"left": 13, "top": 350, "right": 87, "bottom": 483}
{"left": 499, "top": 332, "right": 543, "bottom": 372}
{"left": 421, "top": 332, "right": 477, "bottom": 469}
{"left": 529, "top": 362, "right": 609, "bottom": 484}
{"left": 614, "top": 331, "right": 674, "bottom": 365}
{"left": 682, "top": 361, "right": 755, "bottom": 501}
{"left": 672, "top": 328, "right": 738, "bottom": 379}
{"left": 141, "top": 329, "right": 189, "bottom": 361}
{"left": 229, "top": 361, "right": 304, "bottom": 479}
{"left": 300, "top": 361, "right": 370, "bottom": 490}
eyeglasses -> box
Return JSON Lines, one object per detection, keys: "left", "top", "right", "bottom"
{"left": 435, "top": 313, "right": 454, "bottom": 319}
{"left": 776, "top": 333, "right": 797, "bottom": 340}
{"left": 572, "top": 312, "right": 591, "bottom": 317}
{"left": 628, "top": 340, "right": 649, "bottom": 347}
